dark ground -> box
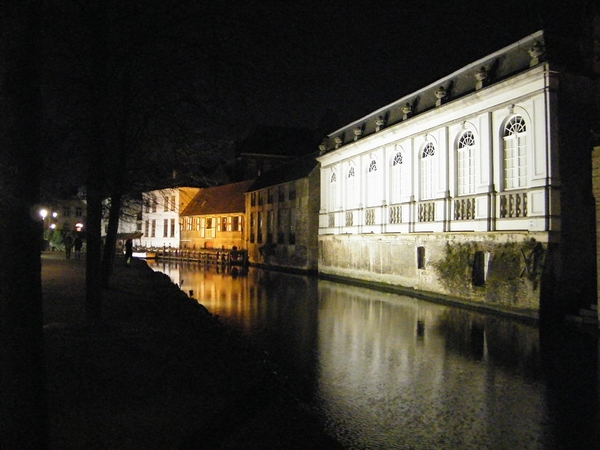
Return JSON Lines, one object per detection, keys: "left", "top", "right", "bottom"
{"left": 42, "top": 252, "right": 343, "bottom": 449}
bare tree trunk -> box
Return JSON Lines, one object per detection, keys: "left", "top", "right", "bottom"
{"left": 0, "top": 1, "right": 47, "bottom": 447}
{"left": 101, "top": 193, "right": 122, "bottom": 287}
{"left": 85, "top": 0, "right": 109, "bottom": 323}
{"left": 101, "top": 65, "right": 130, "bottom": 288}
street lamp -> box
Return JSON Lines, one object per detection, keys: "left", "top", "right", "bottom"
{"left": 39, "top": 209, "right": 48, "bottom": 251}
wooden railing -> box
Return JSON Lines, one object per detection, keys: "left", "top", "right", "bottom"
{"left": 156, "top": 247, "right": 248, "bottom": 266}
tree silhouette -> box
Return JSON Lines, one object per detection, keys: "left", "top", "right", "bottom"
{"left": 42, "top": 0, "right": 277, "bottom": 319}
{"left": 0, "top": 1, "right": 47, "bottom": 446}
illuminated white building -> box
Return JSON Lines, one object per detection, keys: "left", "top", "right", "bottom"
{"left": 139, "top": 187, "right": 199, "bottom": 249}
{"left": 317, "top": 30, "right": 600, "bottom": 319}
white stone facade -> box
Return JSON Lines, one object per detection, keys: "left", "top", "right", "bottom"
{"left": 317, "top": 30, "right": 598, "bottom": 316}
{"left": 139, "top": 187, "right": 199, "bottom": 249}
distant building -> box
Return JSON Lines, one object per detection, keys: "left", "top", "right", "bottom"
{"left": 101, "top": 196, "right": 143, "bottom": 241}
{"left": 232, "top": 125, "right": 319, "bottom": 180}
{"left": 179, "top": 180, "right": 254, "bottom": 250}
{"left": 317, "top": 30, "right": 600, "bottom": 320}
{"left": 39, "top": 197, "right": 87, "bottom": 234}
{"left": 139, "top": 187, "right": 199, "bottom": 249}
{"left": 245, "top": 154, "right": 320, "bottom": 272}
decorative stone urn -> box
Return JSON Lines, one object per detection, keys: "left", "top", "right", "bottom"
{"left": 435, "top": 86, "right": 447, "bottom": 106}
{"left": 334, "top": 136, "right": 343, "bottom": 148}
{"left": 401, "top": 102, "right": 412, "bottom": 120}
{"left": 475, "top": 66, "right": 488, "bottom": 89}
{"left": 528, "top": 41, "right": 544, "bottom": 66}
{"left": 375, "top": 116, "right": 386, "bottom": 132}
{"left": 318, "top": 141, "right": 328, "bottom": 154}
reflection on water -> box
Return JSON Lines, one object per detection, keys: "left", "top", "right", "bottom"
{"left": 150, "top": 261, "right": 599, "bottom": 449}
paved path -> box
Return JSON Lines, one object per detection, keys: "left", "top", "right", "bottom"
{"left": 42, "top": 251, "right": 87, "bottom": 326}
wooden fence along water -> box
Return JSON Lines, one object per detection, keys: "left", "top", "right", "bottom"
{"left": 155, "top": 246, "right": 249, "bottom": 267}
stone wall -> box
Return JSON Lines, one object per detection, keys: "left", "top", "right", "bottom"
{"left": 319, "top": 231, "right": 554, "bottom": 315}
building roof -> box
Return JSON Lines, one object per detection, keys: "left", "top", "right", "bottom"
{"left": 246, "top": 153, "right": 319, "bottom": 192}
{"left": 180, "top": 180, "right": 255, "bottom": 216}
{"left": 236, "top": 125, "right": 319, "bottom": 158}
{"left": 318, "top": 30, "right": 567, "bottom": 154}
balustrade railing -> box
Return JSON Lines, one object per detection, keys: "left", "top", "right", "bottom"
{"left": 454, "top": 197, "right": 476, "bottom": 220}
{"left": 322, "top": 189, "right": 534, "bottom": 232}
{"left": 389, "top": 205, "right": 401, "bottom": 224}
{"left": 365, "top": 208, "right": 375, "bottom": 225}
{"left": 499, "top": 191, "right": 527, "bottom": 218}
{"left": 418, "top": 202, "right": 435, "bottom": 222}
{"left": 345, "top": 211, "right": 354, "bottom": 227}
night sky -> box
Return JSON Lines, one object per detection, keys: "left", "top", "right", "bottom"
{"left": 220, "top": 0, "right": 589, "bottom": 135}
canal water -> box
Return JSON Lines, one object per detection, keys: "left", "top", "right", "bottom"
{"left": 149, "top": 260, "right": 600, "bottom": 449}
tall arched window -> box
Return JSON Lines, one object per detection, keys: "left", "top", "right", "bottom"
{"left": 329, "top": 171, "right": 337, "bottom": 211}
{"left": 421, "top": 142, "right": 436, "bottom": 200}
{"left": 346, "top": 164, "right": 357, "bottom": 209}
{"left": 391, "top": 151, "right": 403, "bottom": 204}
{"left": 457, "top": 131, "right": 475, "bottom": 195}
{"left": 367, "top": 158, "right": 380, "bottom": 207}
{"left": 503, "top": 116, "right": 527, "bottom": 189}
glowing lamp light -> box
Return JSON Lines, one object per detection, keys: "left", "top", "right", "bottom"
{"left": 75, "top": 223, "right": 84, "bottom": 231}
{"left": 49, "top": 224, "right": 56, "bottom": 230}
{"left": 39, "top": 209, "right": 48, "bottom": 219}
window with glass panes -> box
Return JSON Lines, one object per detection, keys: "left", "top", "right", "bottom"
{"left": 346, "top": 164, "right": 356, "bottom": 208}
{"left": 457, "top": 131, "right": 476, "bottom": 195}
{"left": 503, "top": 116, "right": 527, "bottom": 189}
{"left": 391, "top": 151, "right": 403, "bottom": 204}
{"left": 420, "top": 143, "right": 436, "bottom": 200}
{"left": 329, "top": 171, "right": 337, "bottom": 212}
{"left": 367, "top": 158, "right": 379, "bottom": 207}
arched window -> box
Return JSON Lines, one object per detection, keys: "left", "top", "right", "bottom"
{"left": 457, "top": 131, "right": 475, "bottom": 195}
{"left": 391, "top": 151, "right": 403, "bottom": 204}
{"left": 346, "top": 164, "right": 357, "bottom": 209}
{"left": 329, "top": 171, "right": 337, "bottom": 211}
{"left": 367, "top": 158, "right": 380, "bottom": 207}
{"left": 503, "top": 116, "right": 527, "bottom": 189}
{"left": 421, "top": 142, "right": 436, "bottom": 200}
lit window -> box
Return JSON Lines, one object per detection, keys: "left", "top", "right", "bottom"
{"left": 503, "top": 116, "right": 527, "bottom": 189}
{"left": 367, "top": 157, "right": 380, "bottom": 207}
{"left": 457, "top": 131, "right": 476, "bottom": 195}
{"left": 346, "top": 164, "right": 356, "bottom": 209}
{"left": 390, "top": 150, "right": 403, "bottom": 205}
{"left": 420, "top": 143, "right": 436, "bottom": 200}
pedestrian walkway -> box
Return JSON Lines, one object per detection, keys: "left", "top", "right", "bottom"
{"left": 41, "top": 252, "right": 342, "bottom": 449}
{"left": 42, "top": 251, "right": 86, "bottom": 326}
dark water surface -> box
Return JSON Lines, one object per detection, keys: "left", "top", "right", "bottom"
{"left": 150, "top": 261, "right": 599, "bottom": 449}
